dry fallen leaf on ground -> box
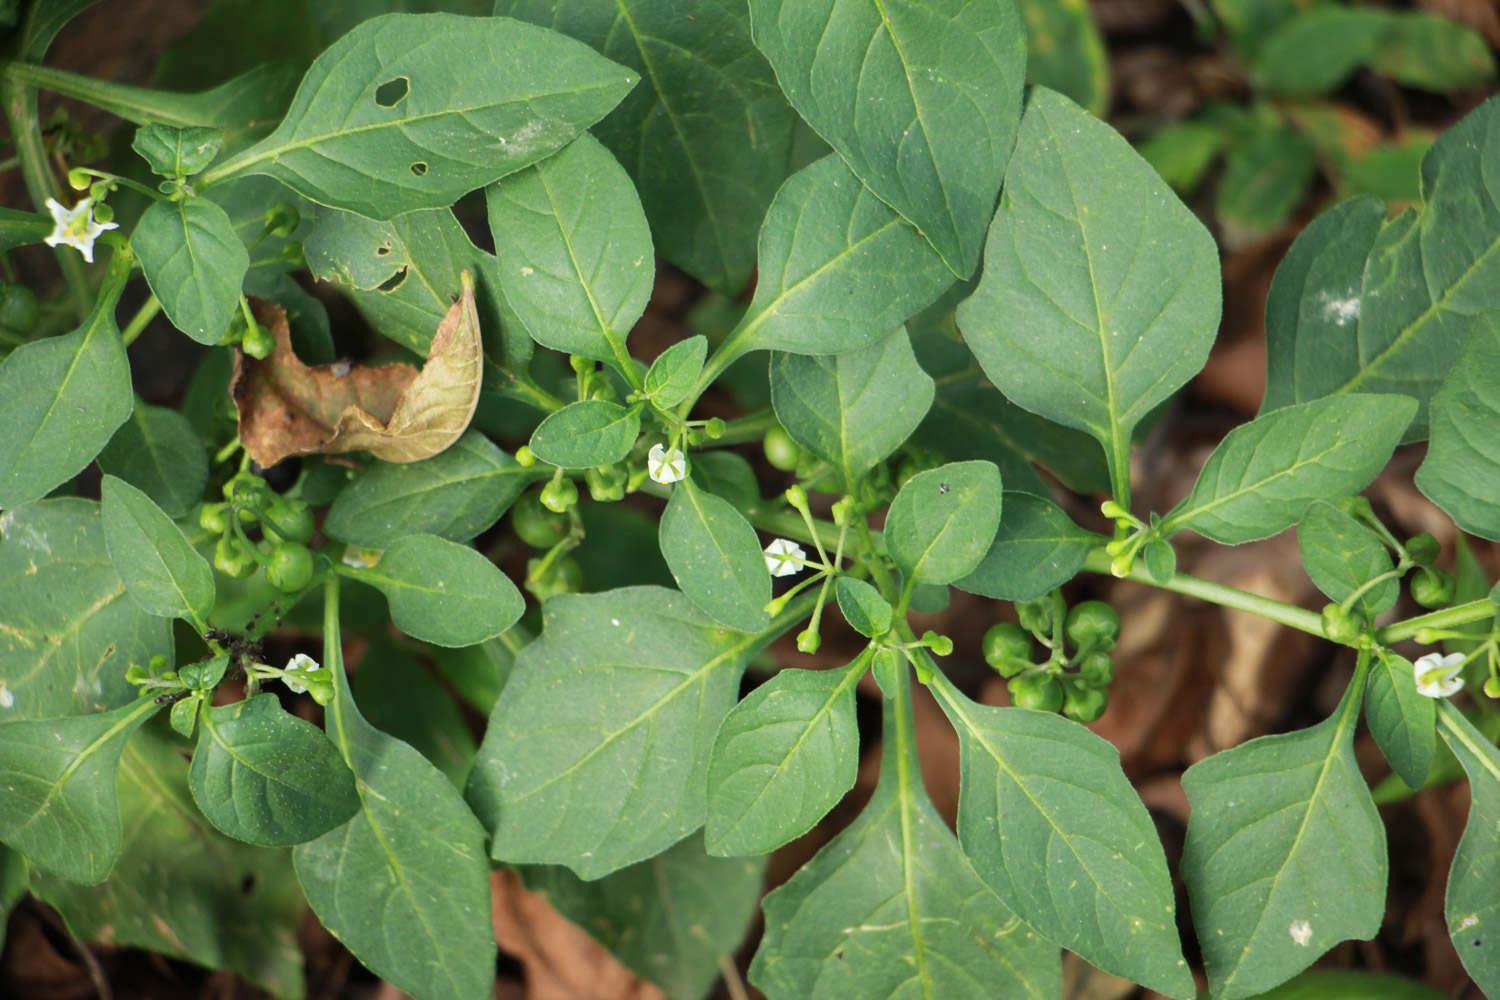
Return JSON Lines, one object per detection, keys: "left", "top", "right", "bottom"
{"left": 231, "top": 270, "right": 482, "bottom": 467}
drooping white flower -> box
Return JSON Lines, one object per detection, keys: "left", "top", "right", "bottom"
{"left": 282, "top": 653, "right": 321, "bottom": 694}
{"left": 648, "top": 443, "right": 687, "bottom": 485}
{"left": 1413, "top": 651, "right": 1466, "bottom": 699}
{"left": 764, "top": 537, "right": 807, "bottom": 578}
{"left": 43, "top": 197, "right": 117, "bottom": 263}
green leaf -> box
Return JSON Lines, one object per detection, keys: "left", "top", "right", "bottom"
{"left": 706, "top": 661, "right": 863, "bottom": 856}
{"left": 749, "top": 0, "right": 1026, "bottom": 276}
{"left": 0, "top": 846, "right": 24, "bottom": 954}
{"left": 1251, "top": 969, "right": 1449, "bottom": 1000}
{"left": 1017, "top": 0, "right": 1109, "bottom": 115}
{"left": 907, "top": 292, "right": 1108, "bottom": 494}
{"left": 1162, "top": 395, "right": 1416, "bottom": 544}
{"left": 131, "top": 123, "right": 225, "bottom": 177}
{"left": 1438, "top": 705, "right": 1500, "bottom": 996}
{"left": 1417, "top": 324, "right": 1500, "bottom": 540}
{"left": 1211, "top": 0, "right": 1327, "bottom": 60}
{"left": 835, "top": 577, "right": 893, "bottom": 638}
{"left": 1252, "top": 7, "right": 1390, "bottom": 97}
{"left": 660, "top": 479, "right": 770, "bottom": 632}
{"left": 1365, "top": 652, "right": 1435, "bottom": 790}
{"left": 643, "top": 336, "right": 706, "bottom": 409}
{"left": 34, "top": 730, "right": 305, "bottom": 999}
{"left": 524, "top": 833, "right": 765, "bottom": 1000}
{"left": 931, "top": 676, "right": 1194, "bottom": 997}
{"left": 752, "top": 678, "right": 1060, "bottom": 999}
{"left": 133, "top": 197, "right": 249, "bottom": 345}
{"left": 1261, "top": 196, "right": 1387, "bottom": 413}
{"left": 725, "top": 155, "right": 954, "bottom": 358}
{"left": 1318, "top": 96, "right": 1500, "bottom": 437}
{"left": 528, "top": 399, "right": 641, "bottom": 469}
{"left": 1215, "top": 124, "right": 1317, "bottom": 247}
{"left": 0, "top": 498, "right": 173, "bottom": 720}
{"left": 957, "top": 491, "right": 1102, "bottom": 602}
{"left": 1372, "top": 13, "right": 1496, "bottom": 93}
{"left": 325, "top": 430, "right": 540, "bottom": 548}
{"left": 1182, "top": 679, "right": 1386, "bottom": 999}
{"left": 190, "top": 693, "right": 360, "bottom": 847}
{"left": 97, "top": 399, "right": 209, "bottom": 519}
{"left": 0, "top": 274, "right": 132, "bottom": 508}
{"left": 303, "top": 204, "right": 534, "bottom": 377}
{"left": 351, "top": 640, "right": 477, "bottom": 786}
{"left": 498, "top": 0, "right": 796, "bottom": 293}
{"left": 957, "top": 87, "right": 1220, "bottom": 495}
{"left": 295, "top": 591, "right": 495, "bottom": 1000}
{"left": 486, "top": 133, "right": 650, "bottom": 376}
{"left": 770, "top": 327, "right": 933, "bottom": 488}
{"left": 100, "top": 475, "right": 216, "bottom": 625}
{"left": 1140, "top": 119, "right": 1229, "bottom": 193}
{"left": 469, "top": 586, "right": 776, "bottom": 878}
{"left": 0, "top": 206, "right": 54, "bottom": 254}
{"left": 0, "top": 696, "right": 158, "bottom": 883}
{"left": 1297, "top": 499, "right": 1397, "bottom": 615}
{"left": 348, "top": 533, "right": 524, "bottom": 647}
{"left": 885, "top": 461, "right": 1001, "bottom": 585}
{"left": 207, "top": 13, "right": 637, "bottom": 218}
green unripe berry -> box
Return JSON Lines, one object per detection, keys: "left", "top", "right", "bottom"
{"left": 198, "top": 502, "right": 229, "bottom": 534}
{"left": 1404, "top": 532, "right": 1440, "bottom": 566}
{"left": 1007, "top": 673, "right": 1063, "bottom": 713}
{"left": 982, "top": 623, "right": 1031, "bottom": 674}
{"left": 703, "top": 417, "right": 726, "bottom": 439}
{"left": 540, "top": 477, "right": 578, "bottom": 514}
{"left": 512, "top": 493, "right": 568, "bottom": 548}
{"left": 1016, "top": 596, "right": 1055, "bottom": 637}
{"left": 922, "top": 630, "right": 953, "bottom": 656}
{"left": 585, "top": 464, "right": 628, "bottom": 503}
{"left": 1066, "top": 601, "right": 1120, "bottom": 652}
{"left": 515, "top": 445, "right": 537, "bottom": 467}
{"left": 763, "top": 426, "right": 800, "bottom": 471}
{"left": 1079, "top": 651, "right": 1115, "bottom": 686}
{"left": 240, "top": 320, "right": 274, "bottom": 360}
{"left": 1320, "top": 603, "right": 1362, "bottom": 644}
{"left": 265, "top": 542, "right": 314, "bottom": 592}
{"left": 1411, "top": 567, "right": 1455, "bottom": 609}
{"left": 263, "top": 496, "right": 314, "bottom": 544}
{"left": 0, "top": 283, "right": 40, "bottom": 334}
{"left": 213, "top": 535, "right": 256, "bottom": 579}
{"left": 1485, "top": 676, "right": 1500, "bottom": 700}
{"left": 1062, "top": 678, "right": 1109, "bottom": 723}
{"left": 526, "top": 555, "right": 583, "bottom": 601}
{"left": 796, "top": 628, "right": 821, "bottom": 654}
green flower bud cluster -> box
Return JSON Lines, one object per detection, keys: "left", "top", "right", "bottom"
{"left": 982, "top": 597, "right": 1120, "bottom": 723}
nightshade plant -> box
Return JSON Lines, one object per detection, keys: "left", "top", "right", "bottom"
{"left": 0, "top": 2, "right": 1497, "bottom": 999}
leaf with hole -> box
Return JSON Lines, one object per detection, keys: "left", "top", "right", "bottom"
{"left": 885, "top": 460, "right": 1002, "bottom": 585}
{"left": 190, "top": 693, "right": 360, "bottom": 847}
{"left": 207, "top": 12, "right": 638, "bottom": 218}
{"left": 706, "top": 661, "right": 863, "bottom": 857}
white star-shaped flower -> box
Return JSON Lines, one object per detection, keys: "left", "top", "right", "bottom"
{"left": 1413, "top": 651, "right": 1465, "bottom": 699}
{"left": 282, "top": 653, "right": 322, "bottom": 694}
{"left": 648, "top": 443, "right": 687, "bottom": 485}
{"left": 764, "top": 538, "right": 807, "bottom": 578}
{"left": 43, "top": 197, "right": 117, "bottom": 263}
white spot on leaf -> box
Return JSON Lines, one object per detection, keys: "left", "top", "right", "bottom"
{"left": 1289, "top": 920, "right": 1313, "bottom": 946}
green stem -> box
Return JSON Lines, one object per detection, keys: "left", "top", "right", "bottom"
{"left": 322, "top": 576, "right": 353, "bottom": 756}
{"left": 484, "top": 358, "right": 566, "bottom": 414}
{"left": 706, "top": 408, "right": 777, "bottom": 447}
{"left": 1, "top": 72, "right": 89, "bottom": 318}
{"left": 1107, "top": 426, "right": 1132, "bottom": 512}
{"left": 1082, "top": 546, "right": 1330, "bottom": 640}
{"left": 120, "top": 294, "right": 161, "bottom": 347}
{"left": 1377, "top": 599, "right": 1496, "bottom": 644}
{"left": 3, "top": 61, "right": 209, "bottom": 127}
{"left": 1437, "top": 701, "right": 1500, "bottom": 783}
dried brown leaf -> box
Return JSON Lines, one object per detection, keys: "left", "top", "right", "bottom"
{"left": 231, "top": 271, "right": 482, "bottom": 467}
